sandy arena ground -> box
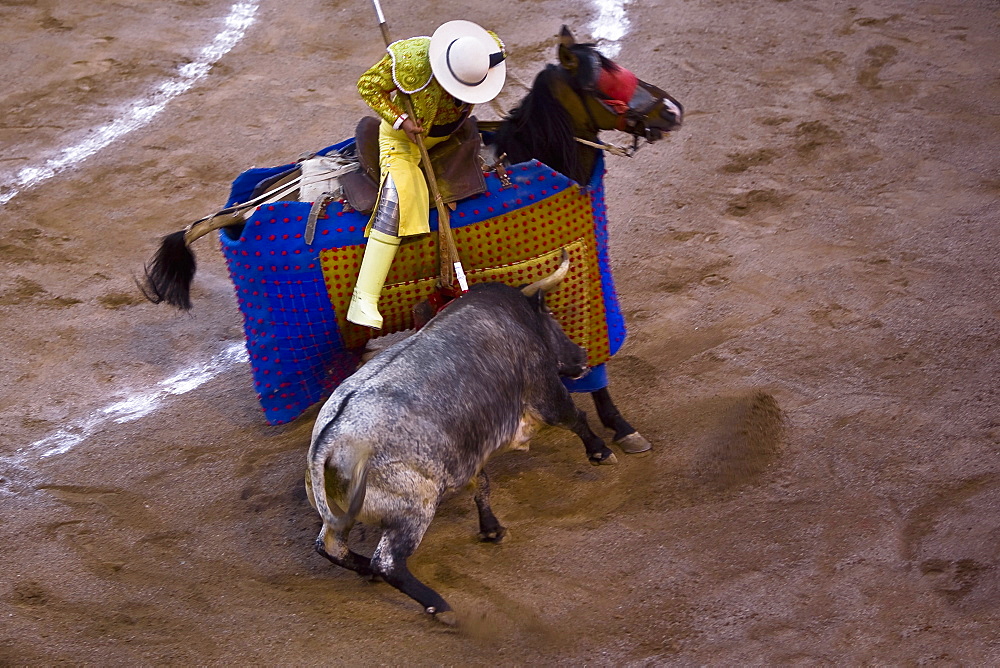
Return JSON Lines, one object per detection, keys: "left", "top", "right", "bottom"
{"left": 1, "top": 0, "right": 998, "bottom": 663}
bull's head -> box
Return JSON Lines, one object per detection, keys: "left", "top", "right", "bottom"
{"left": 521, "top": 251, "right": 589, "bottom": 379}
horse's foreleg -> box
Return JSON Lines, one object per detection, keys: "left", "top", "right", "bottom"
{"left": 591, "top": 387, "right": 652, "bottom": 454}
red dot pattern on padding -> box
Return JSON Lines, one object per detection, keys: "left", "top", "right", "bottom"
{"left": 319, "top": 186, "right": 611, "bottom": 366}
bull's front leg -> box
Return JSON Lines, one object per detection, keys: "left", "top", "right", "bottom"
{"left": 569, "top": 407, "right": 618, "bottom": 466}
{"left": 473, "top": 469, "right": 507, "bottom": 542}
{"left": 541, "top": 384, "right": 618, "bottom": 466}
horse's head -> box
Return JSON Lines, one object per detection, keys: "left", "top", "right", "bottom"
{"left": 494, "top": 26, "right": 684, "bottom": 183}
{"left": 556, "top": 26, "right": 683, "bottom": 142}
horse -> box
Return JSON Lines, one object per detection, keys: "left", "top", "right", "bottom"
{"left": 487, "top": 26, "right": 683, "bottom": 452}
{"left": 140, "top": 25, "right": 682, "bottom": 458}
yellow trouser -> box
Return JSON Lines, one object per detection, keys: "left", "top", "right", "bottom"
{"left": 367, "top": 120, "right": 447, "bottom": 238}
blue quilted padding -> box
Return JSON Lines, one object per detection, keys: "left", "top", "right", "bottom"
{"left": 220, "top": 142, "right": 624, "bottom": 424}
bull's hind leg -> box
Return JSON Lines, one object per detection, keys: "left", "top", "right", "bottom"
{"left": 315, "top": 525, "right": 374, "bottom": 578}
{"left": 474, "top": 469, "right": 506, "bottom": 542}
{"left": 371, "top": 516, "right": 454, "bottom": 624}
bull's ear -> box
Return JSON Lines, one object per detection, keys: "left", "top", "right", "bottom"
{"left": 558, "top": 26, "right": 579, "bottom": 72}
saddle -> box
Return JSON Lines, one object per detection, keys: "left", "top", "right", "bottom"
{"left": 241, "top": 116, "right": 488, "bottom": 232}
{"left": 340, "top": 116, "right": 487, "bottom": 214}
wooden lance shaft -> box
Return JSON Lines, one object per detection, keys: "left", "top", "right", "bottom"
{"left": 370, "top": 0, "right": 465, "bottom": 291}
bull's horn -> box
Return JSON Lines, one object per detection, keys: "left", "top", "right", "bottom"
{"left": 522, "top": 249, "right": 570, "bottom": 297}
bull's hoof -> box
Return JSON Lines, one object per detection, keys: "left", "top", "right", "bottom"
{"left": 615, "top": 432, "right": 652, "bottom": 454}
{"left": 478, "top": 526, "right": 508, "bottom": 543}
{"left": 314, "top": 539, "right": 335, "bottom": 563}
{"left": 428, "top": 608, "right": 458, "bottom": 626}
{"left": 588, "top": 449, "right": 618, "bottom": 466}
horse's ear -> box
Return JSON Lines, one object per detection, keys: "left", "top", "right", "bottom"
{"left": 560, "top": 26, "right": 576, "bottom": 47}
{"left": 558, "top": 26, "right": 579, "bottom": 72}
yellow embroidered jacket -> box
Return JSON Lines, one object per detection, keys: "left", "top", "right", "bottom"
{"left": 357, "top": 32, "right": 505, "bottom": 134}
{"left": 357, "top": 36, "right": 469, "bottom": 133}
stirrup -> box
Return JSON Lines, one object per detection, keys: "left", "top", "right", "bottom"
{"left": 347, "top": 288, "right": 383, "bottom": 329}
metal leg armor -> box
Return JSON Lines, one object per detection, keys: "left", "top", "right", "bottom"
{"left": 347, "top": 175, "right": 402, "bottom": 329}
{"left": 370, "top": 173, "right": 402, "bottom": 237}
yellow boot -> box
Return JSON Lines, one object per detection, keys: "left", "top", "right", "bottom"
{"left": 347, "top": 229, "right": 401, "bottom": 329}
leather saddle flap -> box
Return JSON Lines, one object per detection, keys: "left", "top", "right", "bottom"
{"left": 344, "top": 116, "right": 487, "bottom": 215}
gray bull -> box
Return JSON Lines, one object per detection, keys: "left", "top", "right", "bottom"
{"left": 306, "top": 254, "right": 616, "bottom": 623}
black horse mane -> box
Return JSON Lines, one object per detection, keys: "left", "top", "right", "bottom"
{"left": 494, "top": 64, "right": 591, "bottom": 185}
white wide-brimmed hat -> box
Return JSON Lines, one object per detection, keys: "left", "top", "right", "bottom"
{"left": 429, "top": 20, "right": 506, "bottom": 104}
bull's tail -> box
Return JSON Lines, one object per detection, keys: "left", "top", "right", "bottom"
{"left": 308, "top": 431, "right": 371, "bottom": 535}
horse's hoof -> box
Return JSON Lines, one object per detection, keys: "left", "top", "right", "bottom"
{"left": 615, "top": 432, "right": 652, "bottom": 454}
{"left": 589, "top": 450, "right": 619, "bottom": 466}
{"left": 430, "top": 609, "right": 458, "bottom": 626}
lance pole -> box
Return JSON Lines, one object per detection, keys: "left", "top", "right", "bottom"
{"left": 368, "top": 0, "right": 466, "bottom": 292}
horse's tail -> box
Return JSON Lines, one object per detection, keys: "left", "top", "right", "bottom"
{"left": 139, "top": 172, "right": 302, "bottom": 310}
{"left": 139, "top": 207, "right": 249, "bottom": 310}
{"left": 139, "top": 229, "right": 198, "bottom": 310}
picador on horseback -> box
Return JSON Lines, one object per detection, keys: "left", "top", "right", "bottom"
{"left": 349, "top": 20, "right": 507, "bottom": 330}
{"left": 140, "top": 21, "right": 682, "bottom": 459}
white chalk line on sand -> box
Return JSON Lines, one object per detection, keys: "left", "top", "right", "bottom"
{"left": 0, "top": 1, "right": 259, "bottom": 206}
{"left": 3, "top": 1, "right": 258, "bottom": 463}
{"left": 590, "top": 0, "right": 630, "bottom": 58}
{"left": 15, "top": 343, "right": 249, "bottom": 463}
